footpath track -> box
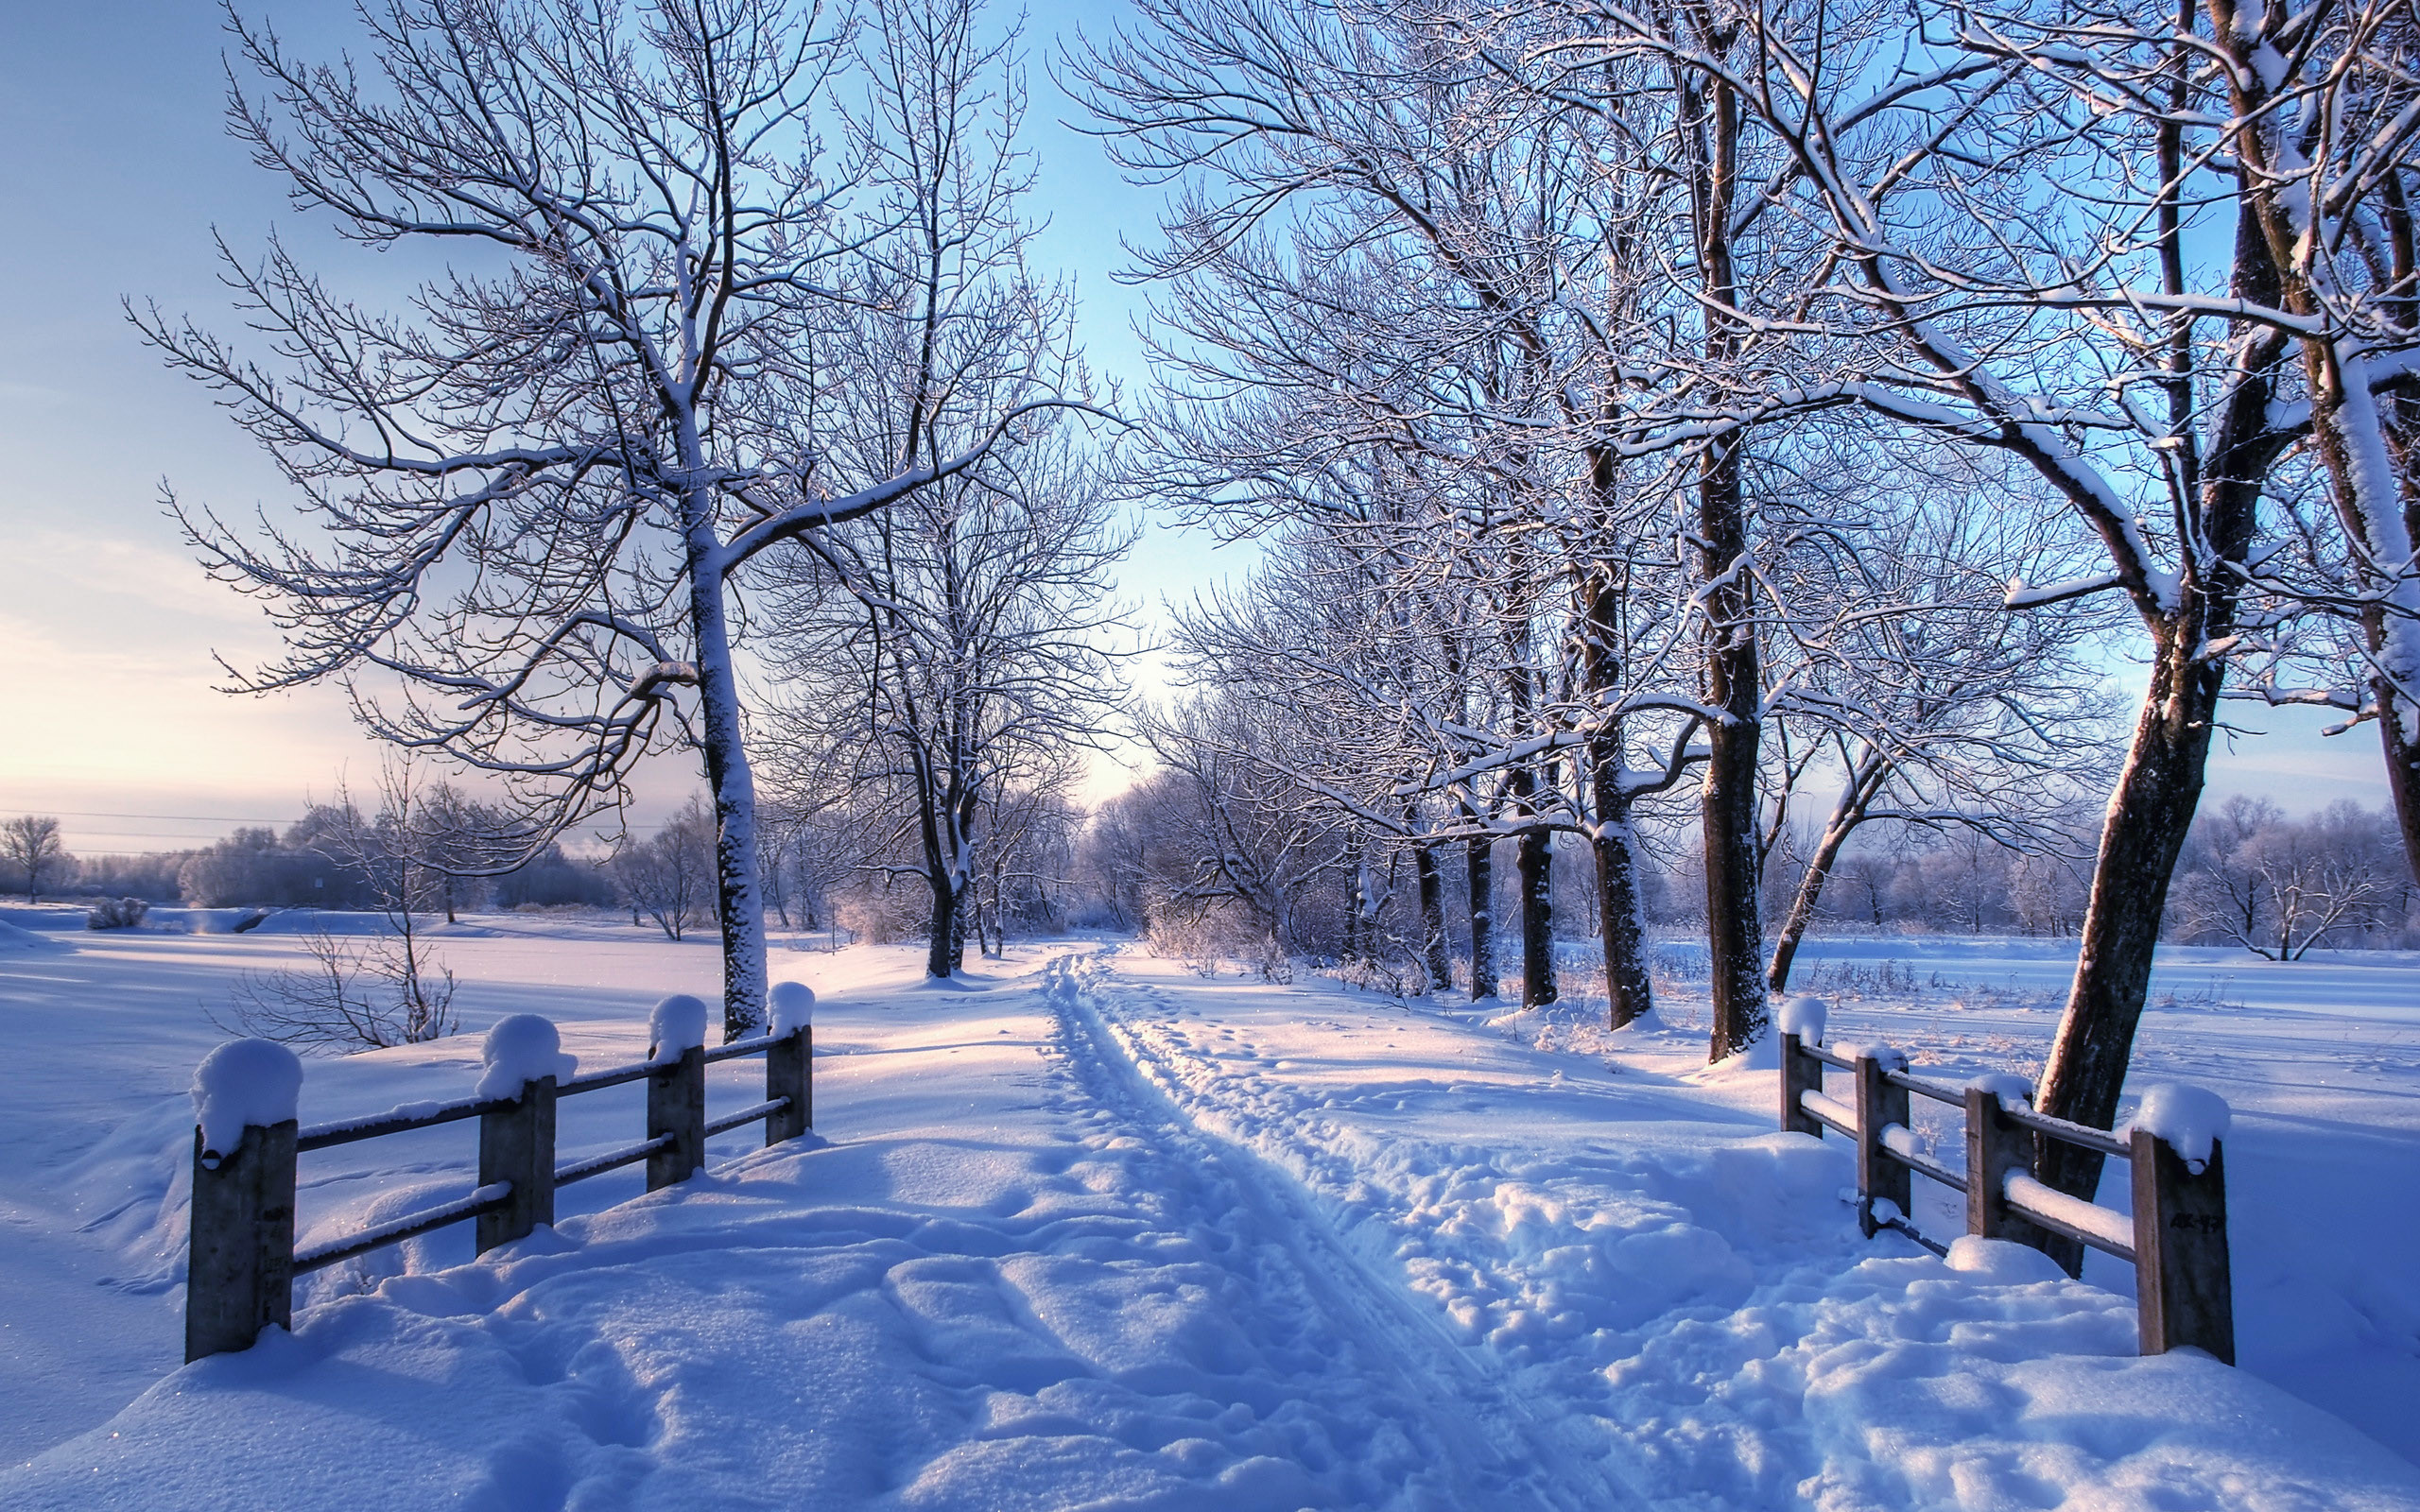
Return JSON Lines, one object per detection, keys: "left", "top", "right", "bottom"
{"left": 1039, "top": 949, "right": 1632, "bottom": 1511}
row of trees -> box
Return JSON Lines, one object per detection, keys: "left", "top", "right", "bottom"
{"left": 1060, "top": 0, "right": 2420, "bottom": 1258}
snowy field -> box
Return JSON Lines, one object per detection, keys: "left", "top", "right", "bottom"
{"left": 0, "top": 910, "right": 2415, "bottom": 1508}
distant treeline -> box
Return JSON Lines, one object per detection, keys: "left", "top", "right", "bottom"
{"left": 25, "top": 805, "right": 614, "bottom": 912}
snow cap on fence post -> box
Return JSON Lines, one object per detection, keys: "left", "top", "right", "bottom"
{"left": 476, "top": 1014, "right": 577, "bottom": 1098}
{"left": 2127, "top": 1083, "right": 2231, "bottom": 1175}
{"left": 769, "top": 981, "right": 815, "bottom": 1035}
{"left": 192, "top": 1039, "right": 304, "bottom": 1159}
{"left": 649, "top": 994, "right": 710, "bottom": 1062}
{"left": 1777, "top": 994, "right": 1828, "bottom": 1046}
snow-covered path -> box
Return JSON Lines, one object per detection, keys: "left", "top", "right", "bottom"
{"left": 5, "top": 937, "right": 2418, "bottom": 1509}
{"left": 1044, "top": 954, "right": 1612, "bottom": 1509}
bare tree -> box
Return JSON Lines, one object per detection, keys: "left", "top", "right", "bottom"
{"left": 2, "top": 816, "right": 69, "bottom": 902}
{"left": 2175, "top": 797, "right": 2404, "bottom": 957}
{"left": 762, "top": 0, "right": 1126, "bottom": 979}
{"left": 220, "top": 760, "right": 458, "bottom": 1050}
{"left": 611, "top": 797, "right": 717, "bottom": 941}
{"left": 140, "top": 0, "right": 1080, "bottom": 1039}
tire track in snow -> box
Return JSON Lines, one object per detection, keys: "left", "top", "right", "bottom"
{"left": 1041, "top": 950, "right": 1630, "bottom": 1512}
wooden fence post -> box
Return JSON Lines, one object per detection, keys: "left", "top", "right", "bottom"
{"left": 648, "top": 1045, "right": 706, "bottom": 1190}
{"left": 2132, "top": 1128, "right": 2233, "bottom": 1362}
{"left": 1854, "top": 1050, "right": 1910, "bottom": 1238}
{"left": 1780, "top": 1033, "right": 1822, "bottom": 1138}
{"left": 1965, "top": 1085, "right": 2050, "bottom": 1255}
{"left": 475, "top": 1074, "right": 557, "bottom": 1253}
{"left": 765, "top": 1024, "right": 811, "bottom": 1145}
{"left": 184, "top": 1118, "right": 298, "bottom": 1362}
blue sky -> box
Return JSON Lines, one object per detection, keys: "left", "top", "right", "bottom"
{"left": 0, "top": 0, "right": 2391, "bottom": 861}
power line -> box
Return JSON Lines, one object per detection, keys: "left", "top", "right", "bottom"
{"left": 0, "top": 809, "right": 302, "bottom": 824}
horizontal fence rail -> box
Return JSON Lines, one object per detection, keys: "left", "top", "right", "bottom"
{"left": 186, "top": 1008, "right": 815, "bottom": 1362}
{"left": 1780, "top": 1028, "right": 2233, "bottom": 1363}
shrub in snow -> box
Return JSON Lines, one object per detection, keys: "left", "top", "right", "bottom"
{"left": 2128, "top": 1082, "right": 2231, "bottom": 1173}
{"left": 649, "top": 994, "right": 710, "bottom": 1061}
{"left": 475, "top": 1014, "right": 577, "bottom": 1098}
{"left": 192, "top": 1038, "right": 304, "bottom": 1156}
{"left": 769, "top": 981, "right": 814, "bottom": 1036}
{"left": 86, "top": 896, "right": 150, "bottom": 930}
{"left": 1777, "top": 994, "right": 1828, "bottom": 1045}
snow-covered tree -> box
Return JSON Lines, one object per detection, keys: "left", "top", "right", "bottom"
{"left": 757, "top": 0, "right": 1123, "bottom": 979}
{"left": 141, "top": 0, "right": 1082, "bottom": 1038}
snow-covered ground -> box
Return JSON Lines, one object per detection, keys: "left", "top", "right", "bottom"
{"left": 0, "top": 912, "right": 2414, "bottom": 1508}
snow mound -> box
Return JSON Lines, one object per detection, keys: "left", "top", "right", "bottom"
{"left": 1945, "top": 1234, "right": 2070, "bottom": 1284}
{"left": 647, "top": 994, "right": 708, "bottom": 1061}
{"left": 0, "top": 919, "right": 67, "bottom": 951}
{"left": 1697, "top": 1030, "right": 1779, "bottom": 1075}
{"left": 474, "top": 1015, "right": 576, "bottom": 1098}
{"left": 2129, "top": 1082, "right": 2231, "bottom": 1172}
{"left": 191, "top": 1040, "right": 303, "bottom": 1155}
{"left": 769, "top": 980, "right": 815, "bottom": 1034}
{"left": 1778, "top": 993, "right": 1828, "bottom": 1043}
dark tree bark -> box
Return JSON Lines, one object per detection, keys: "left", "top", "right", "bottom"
{"left": 925, "top": 880, "right": 960, "bottom": 980}
{"left": 1466, "top": 827, "right": 1498, "bottom": 1000}
{"left": 1679, "top": 40, "right": 1767, "bottom": 1060}
{"left": 1516, "top": 820, "right": 1557, "bottom": 1007}
{"left": 1593, "top": 790, "right": 1656, "bottom": 1027}
{"left": 1416, "top": 841, "right": 1452, "bottom": 991}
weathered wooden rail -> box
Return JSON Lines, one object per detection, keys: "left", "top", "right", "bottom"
{"left": 184, "top": 1000, "right": 814, "bottom": 1362}
{"left": 1780, "top": 1019, "right": 2232, "bottom": 1363}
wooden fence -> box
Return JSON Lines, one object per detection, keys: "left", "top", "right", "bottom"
{"left": 184, "top": 1022, "right": 812, "bottom": 1362}
{"left": 1780, "top": 1030, "right": 2233, "bottom": 1363}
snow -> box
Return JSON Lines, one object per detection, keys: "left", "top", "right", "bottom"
{"left": 1968, "top": 1071, "right": 2034, "bottom": 1108}
{"left": 0, "top": 920, "right": 2416, "bottom": 1504}
{"left": 0, "top": 918, "right": 65, "bottom": 951}
{"left": 472, "top": 1014, "right": 576, "bottom": 1099}
{"left": 646, "top": 992, "right": 708, "bottom": 1061}
{"left": 769, "top": 978, "right": 815, "bottom": 1034}
{"left": 189, "top": 1039, "right": 302, "bottom": 1156}
{"left": 1779, "top": 991, "right": 1828, "bottom": 1043}
{"left": 1832, "top": 1039, "right": 1910, "bottom": 1072}
{"left": 2007, "top": 1172, "right": 2139, "bottom": 1255}
{"left": 1879, "top": 1121, "right": 1927, "bottom": 1162}
{"left": 1804, "top": 1089, "right": 1859, "bottom": 1129}
{"left": 1945, "top": 1234, "right": 2070, "bottom": 1283}
{"left": 2129, "top": 1081, "right": 2232, "bottom": 1172}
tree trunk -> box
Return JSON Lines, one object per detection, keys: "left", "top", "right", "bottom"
{"left": 926, "top": 875, "right": 959, "bottom": 980}
{"left": 1343, "top": 834, "right": 1369, "bottom": 964}
{"left": 2031, "top": 193, "right": 2291, "bottom": 1264}
{"left": 1681, "top": 53, "right": 1766, "bottom": 1061}
{"left": 1517, "top": 824, "right": 1556, "bottom": 1007}
{"left": 1769, "top": 755, "right": 1889, "bottom": 994}
{"left": 2034, "top": 624, "right": 2223, "bottom": 1268}
{"left": 2381, "top": 712, "right": 2420, "bottom": 885}
{"left": 1416, "top": 842, "right": 1452, "bottom": 992}
{"left": 684, "top": 510, "right": 769, "bottom": 1041}
{"left": 1466, "top": 831, "right": 1498, "bottom": 1000}
{"left": 1594, "top": 807, "right": 1655, "bottom": 1028}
